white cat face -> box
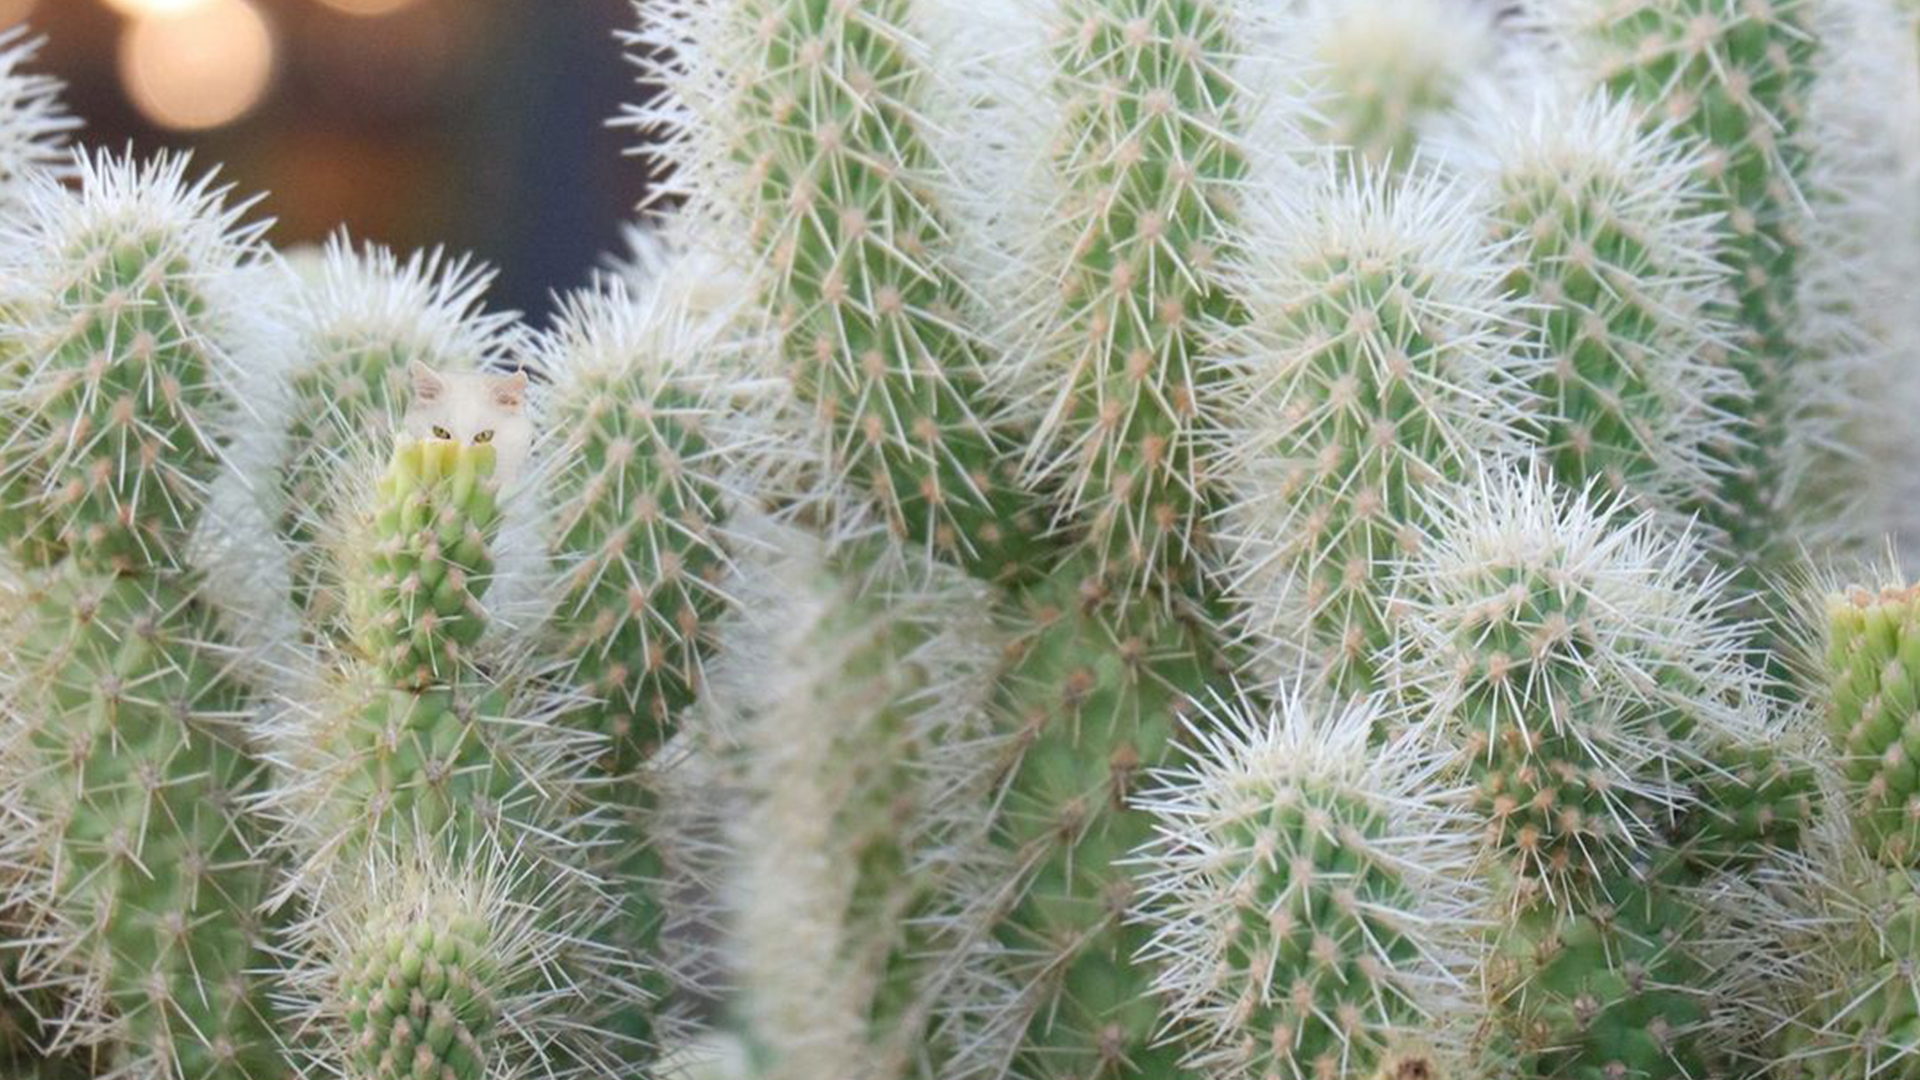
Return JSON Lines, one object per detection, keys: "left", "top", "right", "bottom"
{"left": 403, "top": 360, "right": 534, "bottom": 492}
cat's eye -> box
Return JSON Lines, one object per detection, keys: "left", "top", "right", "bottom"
{"left": 473, "top": 430, "right": 494, "bottom": 445}
{"left": 431, "top": 425, "right": 452, "bottom": 440}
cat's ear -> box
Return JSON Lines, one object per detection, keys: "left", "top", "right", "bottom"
{"left": 491, "top": 370, "right": 529, "bottom": 413}
{"left": 411, "top": 360, "right": 447, "bottom": 404}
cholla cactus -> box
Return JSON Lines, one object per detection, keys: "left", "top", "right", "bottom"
{"left": 1297, "top": 0, "right": 1499, "bottom": 168}
{"left": 1133, "top": 690, "right": 1484, "bottom": 1080}
{"left": 0, "top": 152, "right": 289, "bottom": 1080}
{"left": 1214, "top": 165, "right": 1534, "bottom": 694}
{"left": 696, "top": 516, "right": 1000, "bottom": 1080}
{"left": 1457, "top": 91, "right": 1740, "bottom": 523}
{"left": 628, "top": 0, "right": 1042, "bottom": 581}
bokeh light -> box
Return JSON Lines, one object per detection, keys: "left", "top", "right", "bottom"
{"left": 118, "top": 0, "right": 274, "bottom": 131}
{"left": 312, "top": 0, "right": 422, "bottom": 16}
{"left": 99, "top": 0, "right": 208, "bottom": 16}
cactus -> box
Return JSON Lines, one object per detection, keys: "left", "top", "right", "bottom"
{"left": 1388, "top": 470, "right": 1751, "bottom": 896}
{"left": 534, "top": 276, "right": 766, "bottom": 771}
{"left": 938, "top": 556, "right": 1216, "bottom": 1080}
{"left": 531, "top": 273, "right": 780, "bottom": 1058}
{"left": 1132, "top": 689, "right": 1484, "bottom": 1080}
{"left": 1214, "top": 165, "right": 1534, "bottom": 694}
{"left": 982, "top": 0, "right": 1264, "bottom": 593}
{"left": 1812, "top": 578, "right": 1920, "bottom": 866}
{"left": 1482, "top": 856, "right": 1732, "bottom": 1080}
{"left": 628, "top": 0, "right": 1043, "bottom": 581}
{"left": 1459, "top": 90, "right": 1741, "bottom": 523}
{"left": 0, "top": 28, "right": 72, "bottom": 215}
{"left": 0, "top": 152, "right": 290, "bottom": 1080}
{"left": 697, "top": 516, "right": 1000, "bottom": 1080}
{"left": 260, "top": 435, "right": 638, "bottom": 1079}
{"left": 1546, "top": 0, "right": 1826, "bottom": 591}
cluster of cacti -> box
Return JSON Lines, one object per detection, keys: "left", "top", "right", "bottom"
{"left": 2, "top": 0, "right": 1919, "bottom": 1078}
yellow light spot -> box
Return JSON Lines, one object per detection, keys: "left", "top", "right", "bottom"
{"left": 313, "top": 0, "right": 422, "bottom": 15}
{"left": 99, "top": 0, "right": 206, "bottom": 15}
{"left": 119, "top": 0, "right": 274, "bottom": 132}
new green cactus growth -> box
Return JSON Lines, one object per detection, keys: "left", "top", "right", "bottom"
{"left": 1216, "top": 167, "right": 1534, "bottom": 693}
{"left": 1133, "top": 691, "right": 1483, "bottom": 1080}
{"left": 273, "top": 239, "right": 513, "bottom": 628}
{"left": 1818, "top": 581, "right": 1920, "bottom": 865}
{"left": 347, "top": 439, "right": 502, "bottom": 691}
{"left": 0, "top": 152, "right": 290, "bottom": 1080}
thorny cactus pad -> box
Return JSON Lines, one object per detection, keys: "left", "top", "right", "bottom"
{"left": 1134, "top": 691, "right": 1483, "bottom": 1080}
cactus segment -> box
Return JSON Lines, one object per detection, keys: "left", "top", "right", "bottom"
{"left": 1215, "top": 165, "right": 1534, "bottom": 694}
{"left": 628, "top": 0, "right": 1042, "bottom": 581}
{"left": 1134, "top": 690, "right": 1483, "bottom": 1080}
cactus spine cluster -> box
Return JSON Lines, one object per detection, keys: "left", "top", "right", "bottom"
{"left": 1133, "top": 691, "right": 1481, "bottom": 1080}
{"left": 4, "top": 2, "right": 1920, "bottom": 1079}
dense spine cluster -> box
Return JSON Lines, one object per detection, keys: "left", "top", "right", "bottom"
{"left": 698, "top": 519, "right": 999, "bottom": 1080}
{"left": 1134, "top": 692, "right": 1481, "bottom": 1080}
{"left": 0, "top": 153, "right": 289, "bottom": 1080}
{"left": 995, "top": 0, "right": 1254, "bottom": 591}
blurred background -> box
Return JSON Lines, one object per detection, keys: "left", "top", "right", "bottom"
{"left": 4, "top": 0, "right": 655, "bottom": 325}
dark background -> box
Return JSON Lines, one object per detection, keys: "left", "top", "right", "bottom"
{"left": 9, "top": 0, "right": 655, "bottom": 325}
